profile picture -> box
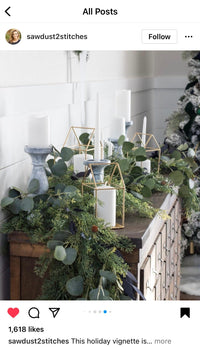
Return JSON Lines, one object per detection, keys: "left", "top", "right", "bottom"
{"left": 5, "top": 29, "right": 21, "bottom": 45}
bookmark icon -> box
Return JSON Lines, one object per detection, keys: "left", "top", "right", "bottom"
{"left": 180, "top": 307, "right": 190, "bottom": 318}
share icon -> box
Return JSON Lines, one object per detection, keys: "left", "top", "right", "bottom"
{"left": 49, "top": 308, "right": 60, "bottom": 318}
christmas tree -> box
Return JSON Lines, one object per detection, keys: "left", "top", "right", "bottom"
{"left": 165, "top": 52, "right": 200, "bottom": 255}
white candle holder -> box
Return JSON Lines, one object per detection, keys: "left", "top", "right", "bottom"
{"left": 131, "top": 132, "right": 161, "bottom": 172}
{"left": 108, "top": 138, "right": 123, "bottom": 157}
{"left": 83, "top": 159, "right": 110, "bottom": 183}
{"left": 82, "top": 162, "right": 125, "bottom": 229}
{"left": 25, "top": 145, "right": 53, "bottom": 195}
{"left": 125, "top": 120, "right": 133, "bottom": 140}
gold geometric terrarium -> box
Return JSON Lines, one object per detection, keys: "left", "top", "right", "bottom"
{"left": 63, "top": 126, "right": 95, "bottom": 155}
{"left": 131, "top": 132, "right": 161, "bottom": 172}
{"left": 82, "top": 162, "right": 125, "bottom": 229}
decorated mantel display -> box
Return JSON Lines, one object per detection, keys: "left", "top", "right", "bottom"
{"left": 2, "top": 56, "right": 191, "bottom": 302}
{"left": 2, "top": 118, "right": 197, "bottom": 300}
{"left": 25, "top": 114, "right": 52, "bottom": 195}
{"left": 2, "top": 53, "right": 200, "bottom": 300}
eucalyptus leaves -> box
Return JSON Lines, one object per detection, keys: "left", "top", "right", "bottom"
{"left": 1, "top": 179, "right": 40, "bottom": 214}
{"left": 160, "top": 142, "right": 199, "bottom": 217}
{"left": 0, "top": 146, "right": 76, "bottom": 215}
{"left": 0, "top": 143, "right": 140, "bottom": 300}
{"left": 41, "top": 218, "right": 139, "bottom": 300}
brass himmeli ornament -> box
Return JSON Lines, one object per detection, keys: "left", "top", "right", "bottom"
{"left": 131, "top": 132, "right": 161, "bottom": 172}
{"left": 82, "top": 162, "right": 125, "bottom": 229}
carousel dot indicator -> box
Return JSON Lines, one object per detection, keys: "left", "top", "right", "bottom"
{"left": 103, "top": 310, "right": 107, "bottom": 314}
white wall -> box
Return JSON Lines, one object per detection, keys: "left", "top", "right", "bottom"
{"left": 150, "top": 51, "right": 188, "bottom": 142}
{"left": 0, "top": 51, "right": 68, "bottom": 87}
{"left": 71, "top": 51, "right": 154, "bottom": 81}
{"left": 0, "top": 50, "right": 188, "bottom": 299}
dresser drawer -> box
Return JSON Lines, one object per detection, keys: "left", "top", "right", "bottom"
{"left": 155, "top": 274, "right": 162, "bottom": 300}
{"left": 149, "top": 245, "right": 156, "bottom": 281}
{"left": 155, "top": 233, "right": 162, "bottom": 274}
{"left": 169, "top": 280, "right": 175, "bottom": 300}
{"left": 174, "top": 199, "right": 181, "bottom": 231}
{"left": 166, "top": 219, "right": 172, "bottom": 250}
{"left": 173, "top": 265, "right": 180, "bottom": 300}
{"left": 161, "top": 262, "right": 167, "bottom": 300}
{"left": 170, "top": 206, "right": 176, "bottom": 242}
{"left": 140, "top": 256, "right": 155, "bottom": 300}
{"left": 161, "top": 224, "right": 167, "bottom": 261}
{"left": 165, "top": 252, "right": 171, "bottom": 289}
{"left": 174, "top": 229, "right": 180, "bottom": 265}
{"left": 170, "top": 241, "right": 175, "bottom": 277}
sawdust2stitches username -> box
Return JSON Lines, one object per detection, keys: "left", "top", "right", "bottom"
{"left": 26, "top": 33, "right": 87, "bottom": 40}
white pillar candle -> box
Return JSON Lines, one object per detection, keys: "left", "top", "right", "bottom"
{"left": 136, "top": 159, "right": 151, "bottom": 174}
{"left": 101, "top": 130, "right": 104, "bottom": 160}
{"left": 142, "top": 116, "right": 147, "bottom": 146}
{"left": 96, "top": 185, "right": 116, "bottom": 227}
{"left": 115, "top": 90, "right": 131, "bottom": 122}
{"left": 79, "top": 52, "right": 87, "bottom": 126}
{"left": 143, "top": 159, "right": 151, "bottom": 174}
{"left": 28, "top": 115, "right": 50, "bottom": 148}
{"left": 189, "top": 178, "right": 195, "bottom": 189}
{"left": 107, "top": 141, "right": 113, "bottom": 157}
{"left": 73, "top": 153, "right": 93, "bottom": 173}
{"left": 112, "top": 117, "right": 126, "bottom": 139}
{"left": 94, "top": 94, "right": 101, "bottom": 161}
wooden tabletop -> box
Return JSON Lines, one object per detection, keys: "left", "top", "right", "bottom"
{"left": 116, "top": 192, "right": 168, "bottom": 248}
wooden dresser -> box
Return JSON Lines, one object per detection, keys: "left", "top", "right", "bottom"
{"left": 120, "top": 192, "right": 181, "bottom": 300}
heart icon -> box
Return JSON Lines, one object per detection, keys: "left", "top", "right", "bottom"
{"left": 7, "top": 308, "right": 19, "bottom": 318}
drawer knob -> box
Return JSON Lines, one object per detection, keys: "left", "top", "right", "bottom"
{"left": 159, "top": 257, "right": 164, "bottom": 262}
{"left": 168, "top": 236, "right": 174, "bottom": 241}
{"left": 146, "top": 281, "right": 152, "bottom": 291}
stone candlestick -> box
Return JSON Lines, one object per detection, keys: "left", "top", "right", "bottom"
{"left": 25, "top": 145, "right": 52, "bottom": 195}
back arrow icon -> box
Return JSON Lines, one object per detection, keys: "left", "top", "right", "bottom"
{"left": 5, "top": 7, "right": 11, "bottom": 16}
